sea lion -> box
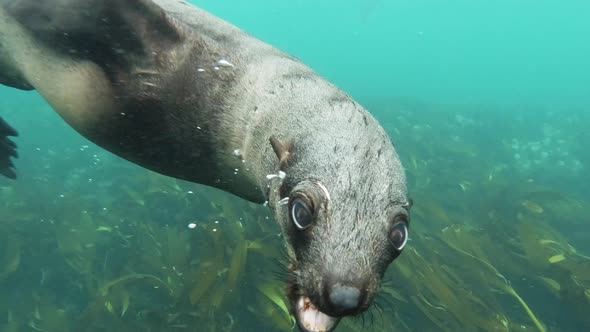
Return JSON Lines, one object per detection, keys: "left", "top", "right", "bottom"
{"left": 0, "top": 1, "right": 411, "bottom": 331}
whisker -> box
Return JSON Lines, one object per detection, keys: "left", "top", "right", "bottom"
{"left": 381, "top": 277, "right": 395, "bottom": 287}
{"left": 269, "top": 246, "right": 300, "bottom": 285}
{"left": 376, "top": 292, "right": 395, "bottom": 313}
{"left": 372, "top": 300, "right": 385, "bottom": 325}
{"left": 361, "top": 312, "right": 366, "bottom": 329}
{"left": 270, "top": 270, "right": 288, "bottom": 282}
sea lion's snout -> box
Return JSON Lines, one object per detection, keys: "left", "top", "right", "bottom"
{"left": 326, "top": 282, "right": 362, "bottom": 313}
{"left": 290, "top": 260, "right": 381, "bottom": 332}
{"left": 319, "top": 274, "right": 376, "bottom": 316}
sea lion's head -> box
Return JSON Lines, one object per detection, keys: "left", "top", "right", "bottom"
{"left": 266, "top": 109, "right": 410, "bottom": 331}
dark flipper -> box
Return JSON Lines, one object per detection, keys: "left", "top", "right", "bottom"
{"left": 0, "top": 0, "right": 185, "bottom": 178}
{"left": 2, "top": 0, "right": 184, "bottom": 71}
{"left": 0, "top": 116, "right": 18, "bottom": 179}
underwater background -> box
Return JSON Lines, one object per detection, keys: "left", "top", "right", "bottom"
{"left": 1, "top": 0, "right": 589, "bottom": 331}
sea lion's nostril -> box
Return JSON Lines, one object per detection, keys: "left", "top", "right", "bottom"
{"left": 328, "top": 283, "right": 361, "bottom": 312}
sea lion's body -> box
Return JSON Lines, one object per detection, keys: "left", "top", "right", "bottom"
{"left": 0, "top": 1, "right": 410, "bottom": 331}
{"left": 2, "top": 0, "right": 309, "bottom": 202}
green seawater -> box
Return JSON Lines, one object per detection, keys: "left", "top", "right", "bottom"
{"left": 1, "top": 1, "right": 589, "bottom": 331}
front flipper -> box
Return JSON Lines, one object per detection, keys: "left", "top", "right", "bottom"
{"left": 0, "top": 116, "right": 18, "bottom": 179}
{"left": 0, "top": 0, "right": 187, "bottom": 131}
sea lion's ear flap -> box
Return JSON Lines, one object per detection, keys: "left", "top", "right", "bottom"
{"left": 270, "top": 136, "right": 294, "bottom": 170}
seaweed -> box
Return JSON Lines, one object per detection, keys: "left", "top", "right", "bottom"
{"left": 0, "top": 99, "right": 588, "bottom": 331}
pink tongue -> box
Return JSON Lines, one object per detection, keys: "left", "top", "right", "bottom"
{"left": 296, "top": 296, "right": 338, "bottom": 332}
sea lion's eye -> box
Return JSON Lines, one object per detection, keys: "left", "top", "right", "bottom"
{"left": 390, "top": 218, "right": 408, "bottom": 251}
{"left": 290, "top": 196, "right": 314, "bottom": 230}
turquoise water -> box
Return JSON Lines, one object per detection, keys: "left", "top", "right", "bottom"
{"left": 196, "top": 0, "right": 590, "bottom": 110}
{"left": 1, "top": 1, "right": 589, "bottom": 331}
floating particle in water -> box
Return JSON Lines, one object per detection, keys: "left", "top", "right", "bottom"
{"left": 197, "top": 68, "right": 205, "bottom": 72}
{"left": 266, "top": 171, "right": 286, "bottom": 180}
{"left": 218, "top": 59, "right": 234, "bottom": 67}
{"left": 188, "top": 223, "right": 197, "bottom": 229}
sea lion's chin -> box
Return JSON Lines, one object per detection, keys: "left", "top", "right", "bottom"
{"left": 295, "top": 296, "right": 340, "bottom": 332}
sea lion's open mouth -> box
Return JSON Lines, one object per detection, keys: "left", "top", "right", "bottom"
{"left": 295, "top": 296, "right": 340, "bottom": 332}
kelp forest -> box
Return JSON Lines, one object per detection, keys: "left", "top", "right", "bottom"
{"left": 1, "top": 98, "right": 589, "bottom": 331}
